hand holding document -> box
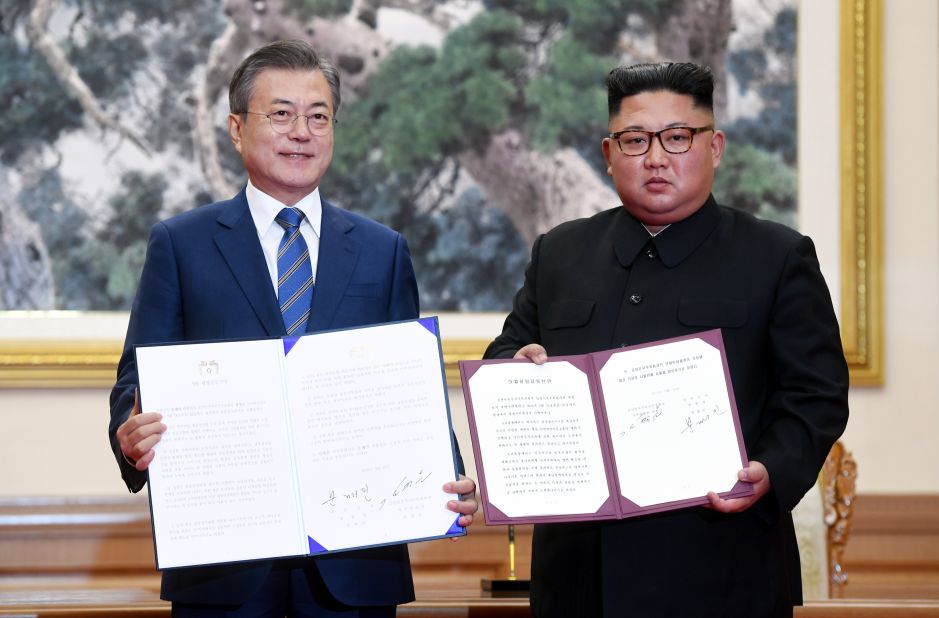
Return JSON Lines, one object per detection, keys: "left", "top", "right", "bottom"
{"left": 136, "top": 318, "right": 464, "bottom": 569}
{"left": 459, "top": 330, "right": 752, "bottom": 525}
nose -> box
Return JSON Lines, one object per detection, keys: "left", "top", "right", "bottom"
{"left": 287, "top": 115, "right": 313, "bottom": 139}
{"left": 644, "top": 135, "right": 669, "bottom": 167}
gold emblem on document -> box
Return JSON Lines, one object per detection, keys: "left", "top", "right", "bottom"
{"left": 198, "top": 360, "right": 220, "bottom": 376}
{"left": 349, "top": 345, "right": 371, "bottom": 360}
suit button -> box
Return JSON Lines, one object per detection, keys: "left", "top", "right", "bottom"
{"left": 629, "top": 294, "right": 643, "bottom": 305}
{"left": 646, "top": 249, "right": 658, "bottom": 259}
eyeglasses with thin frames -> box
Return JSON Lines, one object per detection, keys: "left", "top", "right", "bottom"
{"left": 609, "top": 126, "right": 714, "bottom": 156}
{"left": 243, "top": 110, "right": 336, "bottom": 136}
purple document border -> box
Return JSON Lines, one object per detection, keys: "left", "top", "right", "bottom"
{"left": 459, "top": 357, "right": 619, "bottom": 526}
{"left": 590, "top": 329, "right": 753, "bottom": 518}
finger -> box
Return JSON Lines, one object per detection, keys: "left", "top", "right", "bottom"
{"left": 519, "top": 344, "right": 548, "bottom": 365}
{"left": 134, "top": 449, "right": 156, "bottom": 471}
{"left": 124, "top": 415, "right": 167, "bottom": 444}
{"left": 705, "top": 491, "right": 721, "bottom": 510}
{"left": 444, "top": 479, "right": 476, "bottom": 495}
{"left": 447, "top": 498, "right": 479, "bottom": 515}
{"left": 740, "top": 460, "right": 767, "bottom": 482}
{"left": 708, "top": 493, "right": 754, "bottom": 514}
{"left": 706, "top": 491, "right": 735, "bottom": 513}
{"left": 134, "top": 432, "right": 164, "bottom": 454}
{"left": 123, "top": 431, "right": 164, "bottom": 462}
{"left": 119, "top": 418, "right": 166, "bottom": 462}
{"left": 739, "top": 467, "right": 762, "bottom": 483}
{"left": 457, "top": 513, "right": 474, "bottom": 527}
{"left": 128, "top": 412, "right": 165, "bottom": 428}
{"left": 115, "top": 412, "right": 163, "bottom": 444}
{"left": 514, "top": 344, "right": 547, "bottom": 364}
{"left": 721, "top": 500, "right": 749, "bottom": 513}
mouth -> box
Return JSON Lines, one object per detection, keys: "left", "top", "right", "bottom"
{"left": 280, "top": 152, "right": 313, "bottom": 159}
{"left": 643, "top": 176, "right": 671, "bottom": 193}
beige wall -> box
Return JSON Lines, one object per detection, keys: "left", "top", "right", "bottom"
{"left": 853, "top": 0, "right": 939, "bottom": 492}
{"left": 0, "top": 388, "right": 128, "bottom": 496}
{"left": 799, "top": 0, "right": 939, "bottom": 494}
{"left": 1, "top": 1, "right": 937, "bottom": 497}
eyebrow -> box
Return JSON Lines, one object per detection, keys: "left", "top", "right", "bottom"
{"left": 620, "top": 121, "right": 692, "bottom": 131}
{"left": 269, "top": 98, "right": 331, "bottom": 111}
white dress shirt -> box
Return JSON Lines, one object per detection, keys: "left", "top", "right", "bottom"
{"left": 245, "top": 180, "right": 322, "bottom": 298}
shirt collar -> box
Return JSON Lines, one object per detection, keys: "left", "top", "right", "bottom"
{"left": 613, "top": 195, "right": 720, "bottom": 268}
{"left": 643, "top": 224, "right": 670, "bottom": 237}
{"left": 245, "top": 180, "right": 322, "bottom": 238}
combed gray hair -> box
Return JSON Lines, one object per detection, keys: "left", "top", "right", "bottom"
{"left": 228, "top": 40, "right": 341, "bottom": 116}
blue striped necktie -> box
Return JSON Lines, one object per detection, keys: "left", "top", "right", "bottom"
{"left": 275, "top": 207, "right": 314, "bottom": 335}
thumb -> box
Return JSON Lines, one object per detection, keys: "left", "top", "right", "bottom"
{"left": 131, "top": 388, "right": 141, "bottom": 416}
{"left": 739, "top": 463, "right": 764, "bottom": 483}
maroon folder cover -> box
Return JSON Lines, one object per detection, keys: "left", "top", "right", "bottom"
{"left": 459, "top": 329, "right": 753, "bottom": 525}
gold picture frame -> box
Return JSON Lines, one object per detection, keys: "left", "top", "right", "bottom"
{"left": 0, "top": 313, "right": 491, "bottom": 389}
{"left": 839, "top": 0, "right": 884, "bottom": 386}
{"left": 0, "top": 312, "right": 123, "bottom": 388}
{"left": 0, "top": 3, "right": 884, "bottom": 388}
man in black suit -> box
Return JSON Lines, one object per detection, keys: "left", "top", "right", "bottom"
{"left": 485, "top": 62, "right": 849, "bottom": 617}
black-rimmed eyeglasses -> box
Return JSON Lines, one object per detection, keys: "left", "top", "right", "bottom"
{"left": 610, "top": 126, "right": 714, "bottom": 156}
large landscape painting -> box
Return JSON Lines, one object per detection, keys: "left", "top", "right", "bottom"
{"left": 0, "top": 0, "right": 796, "bottom": 312}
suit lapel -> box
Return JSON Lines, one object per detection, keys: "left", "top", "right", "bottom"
{"left": 308, "top": 201, "right": 360, "bottom": 332}
{"left": 213, "top": 190, "right": 286, "bottom": 337}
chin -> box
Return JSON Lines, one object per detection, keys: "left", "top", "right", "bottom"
{"left": 626, "top": 206, "right": 678, "bottom": 224}
{"left": 634, "top": 200, "right": 704, "bottom": 224}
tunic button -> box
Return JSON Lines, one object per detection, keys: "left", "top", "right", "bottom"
{"left": 646, "top": 249, "right": 658, "bottom": 259}
{"left": 629, "top": 294, "right": 643, "bottom": 305}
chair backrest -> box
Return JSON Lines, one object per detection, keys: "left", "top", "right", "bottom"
{"left": 821, "top": 440, "right": 858, "bottom": 597}
{"left": 792, "top": 440, "right": 858, "bottom": 599}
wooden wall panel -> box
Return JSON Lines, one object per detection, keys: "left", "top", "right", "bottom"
{"left": 0, "top": 497, "right": 155, "bottom": 574}
{"left": 1, "top": 494, "right": 937, "bottom": 601}
{"left": 841, "top": 494, "right": 939, "bottom": 599}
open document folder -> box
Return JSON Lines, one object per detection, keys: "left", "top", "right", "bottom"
{"left": 460, "top": 329, "right": 753, "bottom": 525}
{"left": 136, "top": 317, "right": 464, "bottom": 570}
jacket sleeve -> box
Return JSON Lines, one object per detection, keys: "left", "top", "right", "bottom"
{"left": 750, "top": 235, "right": 850, "bottom": 514}
{"left": 484, "top": 234, "right": 545, "bottom": 360}
{"left": 387, "top": 233, "right": 420, "bottom": 322}
{"left": 108, "top": 222, "right": 184, "bottom": 493}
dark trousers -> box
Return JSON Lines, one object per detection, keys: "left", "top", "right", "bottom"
{"left": 171, "top": 564, "right": 395, "bottom": 618}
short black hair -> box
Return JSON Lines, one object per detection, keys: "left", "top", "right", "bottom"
{"left": 606, "top": 62, "right": 714, "bottom": 118}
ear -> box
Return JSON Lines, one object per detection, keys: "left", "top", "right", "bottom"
{"left": 709, "top": 129, "right": 725, "bottom": 169}
{"left": 601, "top": 137, "right": 614, "bottom": 176}
{"left": 228, "top": 113, "right": 244, "bottom": 153}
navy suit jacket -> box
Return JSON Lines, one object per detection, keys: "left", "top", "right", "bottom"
{"left": 109, "top": 189, "right": 422, "bottom": 605}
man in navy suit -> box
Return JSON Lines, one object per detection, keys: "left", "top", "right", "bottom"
{"left": 110, "top": 40, "right": 478, "bottom": 617}
{"left": 485, "top": 62, "right": 849, "bottom": 617}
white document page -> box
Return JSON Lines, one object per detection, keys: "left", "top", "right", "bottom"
{"left": 139, "top": 339, "right": 305, "bottom": 569}
{"left": 284, "top": 321, "right": 460, "bottom": 551}
{"left": 598, "top": 338, "right": 743, "bottom": 507}
{"left": 467, "top": 361, "right": 610, "bottom": 518}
